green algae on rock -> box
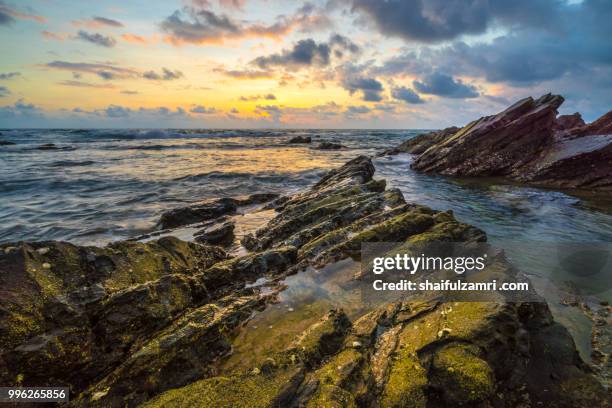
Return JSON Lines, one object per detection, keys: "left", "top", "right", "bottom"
{"left": 0, "top": 155, "right": 608, "bottom": 407}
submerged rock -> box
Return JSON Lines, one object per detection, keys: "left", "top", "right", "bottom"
{"left": 288, "top": 135, "right": 312, "bottom": 144}
{"left": 401, "top": 94, "right": 612, "bottom": 192}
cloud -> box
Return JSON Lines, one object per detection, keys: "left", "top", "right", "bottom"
{"left": 215, "top": 68, "right": 273, "bottom": 79}
{"left": 103, "top": 105, "right": 131, "bottom": 118}
{"left": 121, "top": 90, "right": 139, "bottom": 95}
{"left": 45, "top": 61, "right": 138, "bottom": 80}
{"left": 44, "top": 61, "right": 185, "bottom": 83}
{"left": 190, "top": 105, "right": 217, "bottom": 114}
{"left": 160, "top": 3, "right": 332, "bottom": 45}
{"left": 413, "top": 72, "right": 478, "bottom": 98}
{"left": 341, "top": 76, "right": 384, "bottom": 102}
{"left": 252, "top": 34, "right": 359, "bottom": 69}
{"left": 355, "top": 0, "right": 612, "bottom": 115}
{"left": 346, "top": 105, "right": 370, "bottom": 115}
{"left": 58, "top": 80, "right": 115, "bottom": 89}
{"left": 0, "top": 86, "right": 9, "bottom": 97}
{"left": 92, "top": 16, "right": 123, "bottom": 28}
{"left": 0, "top": 72, "right": 19, "bottom": 80}
{"left": 142, "top": 68, "right": 184, "bottom": 81}
{"left": 351, "top": 0, "right": 563, "bottom": 43}
{"left": 0, "top": 99, "right": 42, "bottom": 119}
{"left": 218, "top": 0, "right": 246, "bottom": 10}
{"left": 122, "top": 33, "right": 148, "bottom": 44}
{"left": 230, "top": 107, "right": 239, "bottom": 113}
{"left": 0, "top": 1, "right": 46, "bottom": 25}
{"left": 42, "top": 31, "right": 68, "bottom": 41}
{"left": 239, "top": 93, "right": 276, "bottom": 101}
{"left": 76, "top": 31, "right": 117, "bottom": 47}
{"left": 391, "top": 86, "right": 424, "bottom": 104}
{"left": 254, "top": 104, "right": 282, "bottom": 122}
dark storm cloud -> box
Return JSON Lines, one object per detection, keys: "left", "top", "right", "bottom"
{"left": 252, "top": 34, "right": 359, "bottom": 69}
{"left": 366, "top": 1, "right": 612, "bottom": 90}
{"left": 0, "top": 86, "right": 10, "bottom": 97}
{"left": 351, "top": 0, "right": 563, "bottom": 43}
{"left": 92, "top": 16, "right": 123, "bottom": 27}
{"left": 341, "top": 76, "right": 383, "bottom": 102}
{"left": 76, "top": 31, "right": 117, "bottom": 47}
{"left": 413, "top": 72, "right": 478, "bottom": 99}
{"left": 253, "top": 39, "right": 331, "bottom": 68}
{"left": 142, "top": 68, "right": 184, "bottom": 81}
{"left": 391, "top": 86, "right": 424, "bottom": 104}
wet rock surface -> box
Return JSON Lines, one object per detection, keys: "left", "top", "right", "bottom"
{"left": 0, "top": 156, "right": 607, "bottom": 407}
{"left": 316, "top": 141, "right": 345, "bottom": 150}
{"left": 195, "top": 221, "right": 235, "bottom": 246}
{"left": 158, "top": 193, "right": 279, "bottom": 229}
{"left": 398, "top": 94, "right": 612, "bottom": 192}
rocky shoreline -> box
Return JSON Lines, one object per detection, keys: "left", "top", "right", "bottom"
{"left": 385, "top": 94, "right": 612, "bottom": 194}
{"left": 0, "top": 154, "right": 609, "bottom": 407}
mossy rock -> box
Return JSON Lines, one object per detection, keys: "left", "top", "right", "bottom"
{"left": 306, "top": 385, "right": 357, "bottom": 408}
{"left": 141, "top": 367, "right": 303, "bottom": 408}
{"left": 429, "top": 343, "right": 495, "bottom": 405}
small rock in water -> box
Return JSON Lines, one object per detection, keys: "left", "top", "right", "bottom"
{"left": 37, "top": 143, "right": 59, "bottom": 150}
{"left": 287, "top": 307, "right": 294, "bottom": 312}
{"left": 352, "top": 341, "right": 362, "bottom": 348}
{"left": 36, "top": 247, "right": 50, "bottom": 255}
{"left": 42, "top": 262, "right": 51, "bottom": 269}
{"left": 288, "top": 135, "right": 312, "bottom": 144}
{"left": 4, "top": 246, "right": 17, "bottom": 254}
{"left": 251, "top": 367, "right": 260, "bottom": 375}
{"left": 316, "top": 141, "right": 344, "bottom": 150}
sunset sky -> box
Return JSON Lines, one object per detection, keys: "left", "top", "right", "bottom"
{"left": 0, "top": 0, "right": 611, "bottom": 128}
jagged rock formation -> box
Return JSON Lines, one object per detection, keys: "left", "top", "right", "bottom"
{"left": 0, "top": 157, "right": 607, "bottom": 407}
{"left": 401, "top": 94, "right": 612, "bottom": 192}
{"left": 381, "top": 126, "right": 460, "bottom": 156}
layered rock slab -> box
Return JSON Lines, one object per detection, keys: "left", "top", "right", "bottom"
{"left": 404, "top": 94, "right": 612, "bottom": 192}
